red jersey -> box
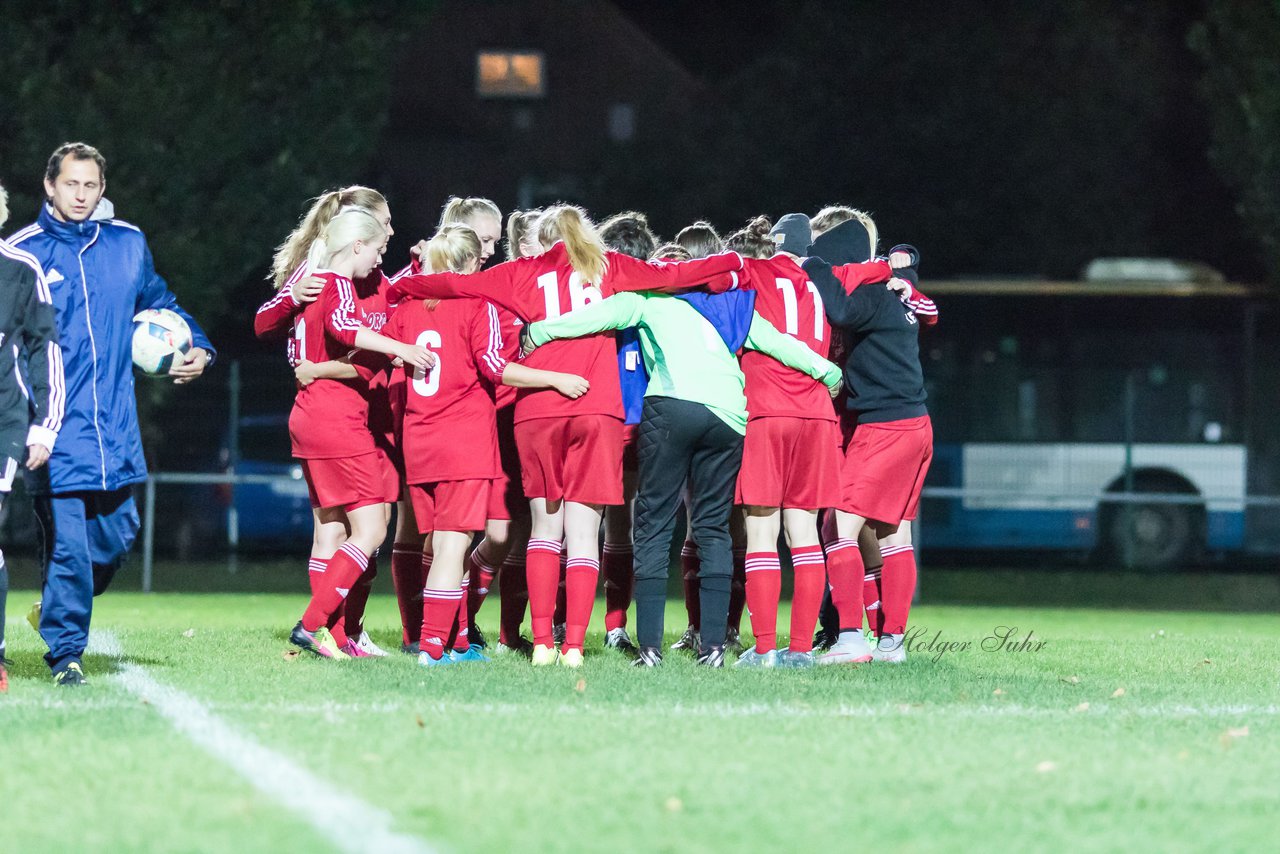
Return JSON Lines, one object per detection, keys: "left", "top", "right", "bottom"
{"left": 739, "top": 255, "right": 835, "bottom": 422}
{"left": 389, "top": 242, "right": 743, "bottom": 423}
{"left": 383, "top": 298, "right": 507, "bottom": 483}
{"left": 255, "top": 262, "right": 406, "bottom": 355}
{"left": 491, "top": 307, "right": 522, "bottom": 409}
{"left": 830, "top": 260, "right": 937, "bottom": 326}
{"left": 288, "top": 271, "right": 389, "bottom": 459}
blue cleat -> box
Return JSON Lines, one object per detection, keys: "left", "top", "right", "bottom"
{"left": 448, "top": 647, "right": 491, "bottom": 663}
{"left": 417, "top": 651, "right": 454, "bottom": 668}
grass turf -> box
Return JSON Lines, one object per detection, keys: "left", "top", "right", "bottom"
{"left": 3, "top": 580, "right": 1278, "bottom": 852}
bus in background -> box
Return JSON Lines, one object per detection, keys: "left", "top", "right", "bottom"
{"left": 918, "top": 263, "right": 1280, "bottom": 570}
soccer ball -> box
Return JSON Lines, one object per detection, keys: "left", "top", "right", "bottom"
{"left": 132, "top": 309, "right": 193, "bottom": 375}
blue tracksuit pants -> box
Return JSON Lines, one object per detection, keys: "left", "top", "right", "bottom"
{"left": 34, "top": 488, "right": 139, "bottom": 670}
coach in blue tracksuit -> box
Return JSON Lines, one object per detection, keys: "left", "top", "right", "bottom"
{"left": 9, "top": 142, "right": 214, "bottom": 686}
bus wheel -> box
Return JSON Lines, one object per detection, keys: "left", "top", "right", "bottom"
{"left": 1103, "top": 501, "right": 1198, "bottom": 571}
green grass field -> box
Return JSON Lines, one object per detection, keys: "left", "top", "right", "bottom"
{"left": 3, "top": 568, "right": 1279, "bottom": 853}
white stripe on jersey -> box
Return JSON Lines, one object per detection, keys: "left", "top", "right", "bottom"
{"left": 481, "top": 302, "right": 507, "bottom": 377}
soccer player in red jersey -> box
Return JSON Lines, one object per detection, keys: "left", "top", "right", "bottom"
{"left": 388, "top": 205, "right": 744, "bottom": 666}
{"left": 286, "top": 208, "right": 433, "bottom": 659}
{"left": 724, "top": 215, "right": 847, "bottom": 668}
{"left": 258, "top": 187, "right": 398, "bottom": 657}
{"left": 382, "top": 224, "right": 588, "bottom": 666}
{"left": 802, "top": 217, "right": 935, "bottom": 665}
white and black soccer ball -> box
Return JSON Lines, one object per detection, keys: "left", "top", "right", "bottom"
{"left": 132, "top": 309, "right": 193, "bottom": 375}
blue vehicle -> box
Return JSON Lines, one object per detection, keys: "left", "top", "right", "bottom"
{"left": 218, "top": 414, "right": 313, "bottom": 549}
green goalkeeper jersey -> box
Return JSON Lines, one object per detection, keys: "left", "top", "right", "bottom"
{"left": 526, "top": 291, "right": 842, "bottom": 435}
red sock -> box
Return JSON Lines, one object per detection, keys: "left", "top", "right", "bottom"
{"left": 526, "top": 538, "right": 562, "bottom": 647}
{"left": 788, "top": 545, "right": 826, "bottom": 653}
{"left": 498, "top": 551, "right": 528, "bottom": 644}
{"left": 302, "top": 543, "right": 368, "bottom": 632}
{"left": 824, "top": 539, "right": 865, "bottom": 632}
{"left": 680, "top": 542, "right": 701, "bottom": 629}
{"left": 391, "top": 543, "right": 426, "bottom": 646}
{"left": 451, "top": 581, "right": 471, "bottom": 652}
{"left": 879, "top": 546, "right": 917, "bottom": 635}
{"left": 307, "top": 557, "right": 328, "bottom": 597}
{"left": 553, "top": 552, "right": 568, "bottom": 627}
{"left": 344, "top": 550, "right": 377, "bottom": 638}
{"left": 743, "top": 551, "right": 781, "bottom": 653}
{"left": 419, "top": 586, "right": 463, "bottom": 660}
{"left": 326, "top": 611, "right": 350, "bottom": 648}
{"left": 864, "top": 568, "right": 884, "bottom": 636}
{"left": 727, "top": 546, "right": 747, "bottom": 632}
{"left": 602, "top": 543, "right": 633, "bottom": 632}
{"left": 467, "top": 548, "right": 498, "bottom": 627}
{"left": 563, "top": 557, "right": 599, "bottom": 652}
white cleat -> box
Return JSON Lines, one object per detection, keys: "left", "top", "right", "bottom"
{"left": 871, "top": 633, "right": 907, "bottom": 664}
{"left": 559, "top": 648, "right": 584, "bottom": 668}
{"left": 354, "top": 631, "right": 389, "bottom": 657}
{"left": 531, "top": 643, "right": 560, "bottom": 666}
{"left": 818, "top": 630, "right": 874, "bottom": 665}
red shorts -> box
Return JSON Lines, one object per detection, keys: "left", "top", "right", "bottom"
{"left": 839, "top": 415, "right": 933, "bottom": 523}
{"left": 736, "top": 417, "right": 841, "bottom": 510}
{"left": 302, "top": 449, "right": 399, "bottom": 513}
{"left": 514, "top": 415, "right": 624, "bottom": 506}
{"left": 622, "top": 423, "right": 640, "bottom": 473}
{"left": 409, "top": 479, "right": 491, "bottom": 534}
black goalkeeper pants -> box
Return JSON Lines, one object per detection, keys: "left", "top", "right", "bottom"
{"left": 633, "top": 396, "right": 744, "bottom": 651}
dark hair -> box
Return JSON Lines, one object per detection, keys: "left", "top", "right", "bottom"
{"left": 725, "top": 215, "right": 774, "bottom": 260}
{"left": 674, "top": 221, "right": 723, "bottom": 259}
{"left": 651, "top": 242, "right": 691, "bottom": 262}
{"left": 599, "top": 211, "right": 658, "bottom": 261}
{"left": 46, "top": 142, "right": 106, "bottom": 184}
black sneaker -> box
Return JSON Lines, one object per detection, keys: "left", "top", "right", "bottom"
{"left": 400, "top": 641, "right": 421, "bottom": 655}
{"left": 632, "top": 646, "right": 663, "bottom": 667}
{"left": 496, "top": 635, "right": 535, "bottom": 658}
{"left": 553, "top": 623, "right": 566, "bottom": 646}
{"left": 812, "top": 627, "right": 839, "bottom": 653}
{"left": 695, "top": 645, "right": 726, "bottom": 668}
{"left": 470, "top": 624, "right": 488, "bottom": 650}
{"left": 53, "top": 661, "right": 88, "bottom": 687}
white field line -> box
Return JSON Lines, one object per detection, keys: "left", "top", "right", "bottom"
{"left": 87, "top": 631, "right": 437, "bottom": 854}
{"left": 9, "top": 688, "right": 1279, "bottom": 721}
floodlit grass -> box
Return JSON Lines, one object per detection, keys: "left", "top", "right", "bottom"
{"left": 3, "top": 576, "right": 1279, "bottom": 852}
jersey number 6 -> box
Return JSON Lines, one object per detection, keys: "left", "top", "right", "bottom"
{"left": 411, "top": 330, "right": 442, "bottom": 397}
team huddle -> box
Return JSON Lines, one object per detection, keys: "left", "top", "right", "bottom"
{"left": 256, "top": 188, "right": 936, "bottom": 669}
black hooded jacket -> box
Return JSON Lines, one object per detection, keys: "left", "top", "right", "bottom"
{"left": 802, "top": 220, "right": 927, "bottom": 424}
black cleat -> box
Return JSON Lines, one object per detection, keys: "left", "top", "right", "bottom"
{"left": 724, "top": 628, "right": 744, "bottom": 655}
{"left": 553, "top": 623, "right": 566, "bottom": 646}
{"left": 695, "top": 645, "right": 726, "bottom": 668}
{"left": 400, "top": 641, "right": 421, "bottom": 655}
{"left": 669, "top": 626, "right": 700, "bottom": 653}
{"left": 605, "top": 627, "right": 639, "bottom": 655}
{"left": 812, "top": 627, "right": 839, "bottom": 653}
{"left": 53, "top": 661, "right": 88, "bottom": 687}
{"left": 632, "top": 646, "right": 664, "bottom": 667}
{"left": 470, "top": 624, "right": 488, "bottom": 650}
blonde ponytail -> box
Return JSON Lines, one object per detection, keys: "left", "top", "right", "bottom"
{"left": 426, "top": 224, "right": 482, "bottom": 274}
{"left": 439, "top": 196, "right": 501, "bottom": 229}
{"left": 270, "top": 185, "right": 388, "bottom": 289}
{"left": 537, "top": 205, "right": 608, "bottom": 285}
{"left": 305, "top": 207, "right": 386, "bottom": 273}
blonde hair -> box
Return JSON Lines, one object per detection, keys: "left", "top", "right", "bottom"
{"left": 439, "top": 196, "right": 501, "bottom": 229}
{"left": 271, "top": 186, "right": 387, "bottom": 289}
{"left": 305, "top": 207, "right": 387, "bottom": 272}
{"left": 537, "top": 205, "right": 608, "bottom": 285}
{"left": 0, "top": 181, "right": 8, "bottom": 230}
{"left": 674, "top": 221, "right": 724, "bottom": 259}
{"left": 811, "top": 205, "right": 878, "bottom": 256}
{"left": 426, "top": 224, "right": 482, "bottom": 274}
{"left": 505, "top": 208, "right": 541, "bottom": 260}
